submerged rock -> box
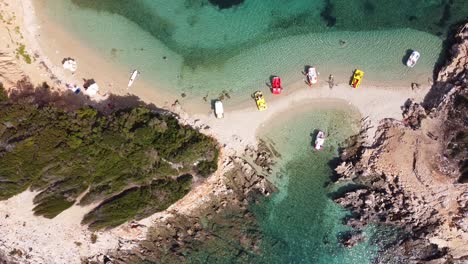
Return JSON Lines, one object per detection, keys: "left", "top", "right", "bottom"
{"left": 208, "top": 0, "right": 244, "bottom": 9}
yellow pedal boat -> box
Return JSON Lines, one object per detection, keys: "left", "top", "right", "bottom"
{"left": 351, "top": 69, "right": 364, "bottom": 88}
{"left": 253, "top": 91, "right": 267, "bottom": 111}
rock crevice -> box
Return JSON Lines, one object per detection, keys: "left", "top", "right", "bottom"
{"left": 334, "top": 23, "right": 468, "bottom": 263}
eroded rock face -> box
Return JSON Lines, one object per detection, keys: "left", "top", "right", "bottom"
{"left": 427, "top": 23, "right": 468, "bottom": 183}
{"left": 333, "top": 23, "right": 468, "bottom": 263}
{"left": 424, "top": 23, "right": 468, "bottom": 110}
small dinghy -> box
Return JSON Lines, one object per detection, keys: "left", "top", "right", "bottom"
{"left": 406, "top": 51, "right": 420, "bottom": 68}
{"left": 128, "top": 70, "right": 140, "bottom": 88}
{"left": 314, "top": 130, "right": 325, "bottom": 150}
{"left": 306, "top": 66, "right": 318, "bottom": 86}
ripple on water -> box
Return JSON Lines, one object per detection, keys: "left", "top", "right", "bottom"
{"left": 39, "top": 0, "right": 467, "bottom": 102}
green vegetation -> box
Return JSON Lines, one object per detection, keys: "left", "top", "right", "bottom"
{"left": 0, "top": 84, "right": 219, "bottom": 229}
{"left": 16, "top": 44, "right": 32, "bottom": 64}
{"left": 83, "top": 175, "right": 193, "bottom": 230}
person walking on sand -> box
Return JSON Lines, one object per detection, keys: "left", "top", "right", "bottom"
{"left": 328, "top": 74, "right": 334, "bottom": 89}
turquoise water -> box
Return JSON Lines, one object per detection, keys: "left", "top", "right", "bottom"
{"left": 37, "top": 0, "right": 467, "bottom": 102}
{"left": 34, "top": 1, "right": 466, "bottom": 262}
{"left": 252, "top": 104, "right": 376, "bottom": 263}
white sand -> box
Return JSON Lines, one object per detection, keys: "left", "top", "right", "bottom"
{"left": 0, "top": 190, "right": 120, "bottom": 263}
{"left": 0, "top": 0, "right": 434, "bottom": 263}
{"left": 188, "top": 81, "right": 429, "bottom": 155}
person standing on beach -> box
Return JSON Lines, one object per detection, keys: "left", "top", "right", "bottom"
{"left": 328, "top": 74, "right": 334, "bottom": 89}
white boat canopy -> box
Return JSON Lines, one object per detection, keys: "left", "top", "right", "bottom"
{"left": 214, "top": 101, "right": 224, "bottom": 118}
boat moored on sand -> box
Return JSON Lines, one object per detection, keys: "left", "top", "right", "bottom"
{"left": 351, "top": 69, "right": 364, "bottom": 88}
{"left": 253, "top": 91, "right": 267, "bottom": 111}
{"left": 306, "top": 66, "right": 318, "bottom": 86}
{"left": 314, "top": 130, "right": 325, "bottom": 150}
{"left": 128, "top": 70, "right": 140, "bottom": 88}
{"left": 271, "top": 76, "right": 283, "bottom": 94}
{"left": 406, "top": 51, "right": 420, "bottom": 67}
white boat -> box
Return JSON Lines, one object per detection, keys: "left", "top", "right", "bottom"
{"left": 307, "top": 67, "right": 318, "bottom": 85}
{"left": 128, "top": 70, "right": 140, "bottom": 88}
{"left": 62, "top": 59, "right": 77, "bottom": 72}
{"left": 86, "top": 83, "right": 100, "bottom": 97}
{"left": 315, "top": 130, "right": 325, "bottom": 150}
{"left": 214, "top": 100, "right": 224, "bottom": 118}
{"left": 406, "top": 51, "right": 420, "bottom": 67}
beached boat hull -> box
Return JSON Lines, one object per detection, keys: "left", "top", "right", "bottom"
{"left": 128, "top": 70, "right": 139, "bottom": 88}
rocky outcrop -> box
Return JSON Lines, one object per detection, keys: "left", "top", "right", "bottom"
{"left": 424, "top": 23, "right": 467, "bottom": 110}
{"left": 425, "top": 23, "right": 468, "bottom": 183}
{"left": 86, "top": 151, "right": 276, "bottom": 263}
{"left": 0, "top": 52, "right": 25, "bottom": 89}
{"left": 334, "top": 23, "right": 468, "bottom": 263}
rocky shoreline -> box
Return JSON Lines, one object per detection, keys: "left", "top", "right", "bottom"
{"left": 333, "top": 23, "right": 468, "bottom": 263}
{"left": 89, "top": 24, "right": 468, "bottom": 263}
{"left": 86, "top": 147, "right": 278, "bottom": 263}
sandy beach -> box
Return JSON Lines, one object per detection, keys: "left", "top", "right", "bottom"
{"left": 0, "top": 0, "right": 439, "bottom": 263}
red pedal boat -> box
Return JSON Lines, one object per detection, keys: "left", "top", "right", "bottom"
{"left": 271, "top": 76, "right": 282, "bottom": 94}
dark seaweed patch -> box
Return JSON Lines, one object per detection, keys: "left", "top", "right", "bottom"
{"left": 208, "top": 0, "right": 244, "bottom": 9}
{"left": 69, "top": 0, "right": 468, "bottom": 69}
{"left": 437, "top": 3, "right": 452, "bottom": 27}
{"left": 320, "top": 0, "right": 336, "bottom": 27}
{"left": 270, "top": 11, "right": 312, "bottom": 31}
{"left": 363, "top": 1, "right": 375, "bottom": 13}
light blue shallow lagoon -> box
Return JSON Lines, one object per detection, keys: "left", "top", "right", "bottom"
{"left": 38, "top": 0, "right": 467, "bottom": 102}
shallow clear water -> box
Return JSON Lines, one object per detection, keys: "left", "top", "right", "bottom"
{"left": 34, "top": 1, "right": 466, "bottom": 262}
{"left": 37, "top": 0, "right": 467, "bottom": 101}
{"left": 252, "top": 103, "right": 376, "bottom": 263}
